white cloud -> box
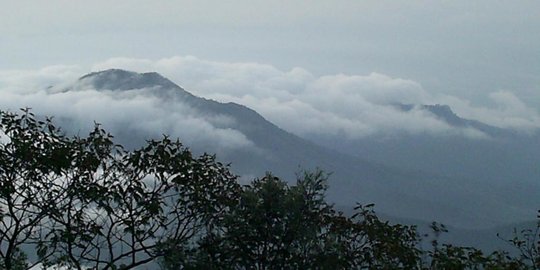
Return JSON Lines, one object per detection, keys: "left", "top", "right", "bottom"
{"left": 2, "top": 56, "right": 539, "bottom": 149}
{"left": 439, "top": 91, "right": 540, "bottom": 131}
{"left": 0, "top": 65, "right": 83, "bottom": 94}
{"left": 0, "top": 69, "right": 256, "bottom": 153}
{"left": 0, "top": 129, "right": 9, "bottom": 144}
{"left": 92, "top": 56, "right": 540, "bottom": 138}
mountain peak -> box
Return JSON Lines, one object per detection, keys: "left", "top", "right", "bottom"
{"left": 78, "top": 69, "right": 179, "bottom": 91}
{"left": 392, "top": 103, "right": 508, "bottom": 137}
{"left": 422, "top": 104, "right": 464, "bottom": 126}
{"left": 393, "top": 103, "right": 465, "bottom": 127}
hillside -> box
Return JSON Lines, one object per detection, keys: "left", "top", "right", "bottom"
{"left": 49, "top": 69, "right": 537, "bottom": 229}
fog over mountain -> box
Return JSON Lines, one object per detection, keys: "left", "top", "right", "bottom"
{"left": 92, "top": 56, "right": 540, "bottom": 136}
{"left": 1, "top": 2, "right": 539, "bottom": 264}
{"left": 2, "top": 67, "right": 539, "bottom": 238}
{"left": 3, "top": 2, "right": 540, "bottom": 109}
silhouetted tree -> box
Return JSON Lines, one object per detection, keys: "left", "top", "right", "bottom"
{"left": 171, "top": 171, "right": 424, "bottom": 269}
{"left": 2, "top": 109, "right": 540, "bottom": 269}
{"left": 0, "top": 109, "right": 240, "bottom": 269}
{"left": 0, "top": 109, "right": 72, "bottom": 269}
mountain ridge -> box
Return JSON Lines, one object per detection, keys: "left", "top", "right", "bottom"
{"left": 63, "top": 69, "right": 537, "bottom": 230}
{"left": 394, "top": 103, "right": 513, "bottom": 138}
{"left": 80, "top": 69, "right": 180, "bottom": 91}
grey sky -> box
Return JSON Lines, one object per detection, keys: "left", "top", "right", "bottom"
{"left": 1, "top": 0, "right": 540, "bottom": 107}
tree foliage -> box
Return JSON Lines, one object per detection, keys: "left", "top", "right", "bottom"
{"left": 0, "top": 109, "right": 240, "bottom": 269}
{"left": 1, "top": 109, "right": 539, "bottom": 269}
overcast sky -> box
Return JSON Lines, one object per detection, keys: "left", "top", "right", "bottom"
{"left": 1, "top": 1, "right": 539, "bottom": 114}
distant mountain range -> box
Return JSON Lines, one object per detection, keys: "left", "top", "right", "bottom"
{"left": 54, "top": 69, "right": 539, "bottom": 236}
{"left": 394, "top": 103, "right": 512, "bottom": 137}
{"left": 312, "top": 102, "right": 540, "bottom": 211}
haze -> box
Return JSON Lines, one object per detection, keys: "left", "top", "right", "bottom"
{"left": 1, "top": 0, "right": 539, "bottom": 107}
{"left": 2, "top": 0, "right": 540, "bottom": 232}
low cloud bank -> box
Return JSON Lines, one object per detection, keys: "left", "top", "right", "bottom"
{"left": 0, "top": 56, "right": 538, "bottom": 149}
{"left": 94, "top": 56, "right": 540, "bottom": 137}
{"left": 0, "top": 68, "right": 255, "bottom": 153}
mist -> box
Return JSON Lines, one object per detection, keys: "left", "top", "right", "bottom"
{"left": 2, "top": 57, "right": 539, "bottom": 147}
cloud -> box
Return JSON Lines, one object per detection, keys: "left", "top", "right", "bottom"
{"left": 93, "top": 56, "right": 540, "bottom": 138}
{"left": 0, "top": 69, "right": 256, "bottom": 154}
{"left": 437, "top": 91, "right": 540, "bottom": 131}
{"left": 2, "top": 56, "right": 539, "bottom": 151}
{"left": 0, "top": 65, "right": 83, "bottom": 94}
{"left": 0, "top": 130, "right": 9, "bottom": 144}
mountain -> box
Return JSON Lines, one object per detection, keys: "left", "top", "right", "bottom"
{"left": 395, "top": 103, "right": 513, "bottom": 138}
{"left": 307, "top": 102, "right": 540, "bottom": 227}
{"left": 79, "top": 69, "right": 183, "bottom": 92}
{"left": 54, "top": 69, "right": 538, "bottom": 231}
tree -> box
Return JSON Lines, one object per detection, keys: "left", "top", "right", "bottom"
{"left": 169, "top": 170, "right": 334, "bottom": 269}
{"left": 2, "top": 108, "right": 540, "bottom": 269}
{"left": 221, "top": 171, "right": 334, "bottom": 269}
{"left": 332, "top": 204, "right": 422, "bottom": 269}
{"left": 43, "top": 135, "right": 240, "bottom": 270}
{"left": 496, "top": 210, "right": 540, "bottom": 269}
{"left": 175, "top": 171, "right": 424, "bottom": 270}
{"left": 0, "top": 109, "right": 240, "bottom": 269}
{"left": 0, "top": 109, "right": 72, "bottom": 269}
